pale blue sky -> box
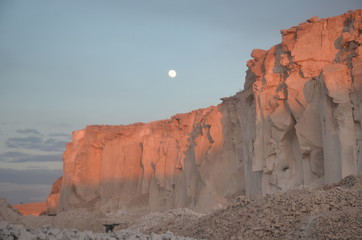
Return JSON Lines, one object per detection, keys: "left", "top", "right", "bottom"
{"left": 0, "top": 0, "right": 360, "bottom": 203}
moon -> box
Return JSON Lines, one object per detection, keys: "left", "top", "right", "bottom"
{"left": 168, "top": 70, "right": 176, "bottom": 78}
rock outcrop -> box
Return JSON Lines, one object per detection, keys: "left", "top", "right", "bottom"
{"left": 244, "top": 9, "right": 362, "bottom": 195}
{"left": 57, "top": 106, "right": 244, "bottom": 212}
{"left": 13, "top": 177, "right": 63, "bottom": 217}
{"left": 51, "top": 10, "right": 362, "bottom": 214}
{"left": 46, "top": 177, "right": 62, "bottom": 215}
{"left": 13, "top": 202, "right": 46, "bottom": 216}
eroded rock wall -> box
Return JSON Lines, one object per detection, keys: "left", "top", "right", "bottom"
{"left": 58, "top": 106, "right": 244, "bottom": 212}
{"left": 245, "top": 10, "right": 362, "bottom": 195}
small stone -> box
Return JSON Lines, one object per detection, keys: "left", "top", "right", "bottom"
{"left": 0, "top": 221, "right": 9, "bottom": 229}
{"left": 18, "top": 228, "right": 35, "bottom": 240}
{"left": 49, "top": 228, "right": 61, "bottom": 236}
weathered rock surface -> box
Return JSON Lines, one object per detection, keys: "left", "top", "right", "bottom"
{"left": 58, "top": 106, "right": 244, "bottom": 213}
{"left": 50, "top": 9, "right": 362, "bottom": 214}
{"left": 244, "top": 9, "right": 362, "bottom": 195}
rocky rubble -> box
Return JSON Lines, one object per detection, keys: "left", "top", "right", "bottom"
{"left": 0, "top": 198, "right": 22, "bottom": 225}
{"left": 0, "top": 221, "right": 198, "bottom": 240}
{"left": 21, "top": 208, "right": 106, "bottom": 232}
{"left": 166, "top": 175, "right": 362, "bottom": 240}
{"left": 1, "top": 175, "right": 361, "bottom": 239}
{"left": 1, "top": 198, "right": 204, "bottom": 238}
{"left": 126, "top": 208, "right": 205, "bottom": 234}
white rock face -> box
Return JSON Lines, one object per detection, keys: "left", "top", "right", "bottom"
{"left": 243, "top": 10, "right": 362, "bottom": 195}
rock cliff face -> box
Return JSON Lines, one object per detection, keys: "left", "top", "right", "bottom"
{"left": 53, "top": 10, "right": 362, "bottom": 213}
{"left": 57, "top": 106, "right": 244, "bottom": 212}
{"left": 244, "top": 10, "right": 362, "bottom": 195}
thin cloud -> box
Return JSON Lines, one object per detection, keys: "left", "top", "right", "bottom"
{"left": 27, "top": 165, "right": 48, "bottom": 169}
{"left": 48, "top": 122, "right": 72, "bottom": 128}
{"left": 0, "top": 151, "right": 27, "bottom": 158}
{"left": 40, "top": 138, "right": 68, "bottom": 152}
{"left": 0, "top": 151, "right": 62, "bottom": 163}
{"left": 16, "top": 128, "right": 42, "bottom": 135}
{"left": 48, "top": 132, "right": 71, "bottom": 138}
{"left": 10, "top": 154, "right": 62, "bottom": 163}
{"left": 0, "top": 168, "right": 62, "bottom": 185}
{"left": 5, "top": 136, "right": 43, "bottom": 149}
{"left": 5, "top": 136, "right": 67, "bottom": 152}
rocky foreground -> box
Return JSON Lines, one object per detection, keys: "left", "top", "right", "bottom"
{"left": 1, "top": 175, "right": 361, "bottom": 240}
{"left": 166, "top": 175, "right": 362, "bottom": 240}
{"left": 0, "top": 222, "right": 196, "bottom": 240}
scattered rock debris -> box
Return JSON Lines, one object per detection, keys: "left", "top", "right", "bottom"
{"left": 0, "top": 175, "right": 361, "bottom": 240}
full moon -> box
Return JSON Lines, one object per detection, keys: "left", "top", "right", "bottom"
{"left": 168, "top": 70, "right": 176, "bottom": 78}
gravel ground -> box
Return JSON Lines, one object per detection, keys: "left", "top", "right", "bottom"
{"left": 1, "top": 175, "right": 361, "bottom": 240}
{"left": 166, "top": 175, "right": 362, "bottom": 240}
{"left": 0, "top": 221, "right": 198, "bottom": 240}
{"left": 126, "top": 208, "right": 205, "bottom": 234}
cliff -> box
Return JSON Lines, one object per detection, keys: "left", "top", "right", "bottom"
{"left": 57, "top": 106, "right": 244, "bottom": 212}
{"left": 51, "top": 10, "right": 362, "bottom": 213}
{"left": 244, "top": 10, "right": 362, "bottom": 195}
